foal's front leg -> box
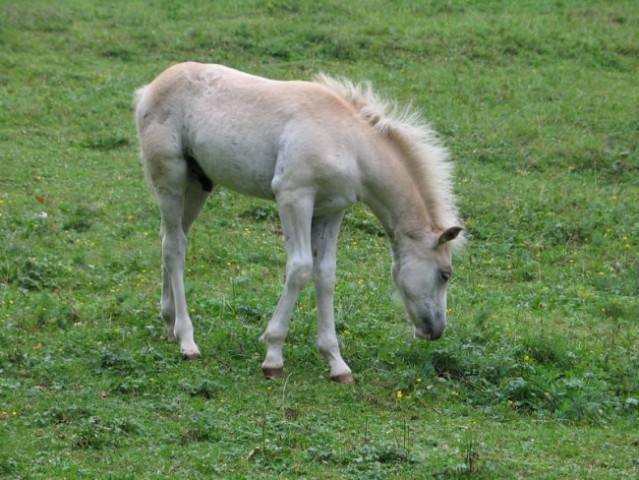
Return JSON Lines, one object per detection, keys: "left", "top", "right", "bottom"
{"left": 260, "top": 193, "right": 314, "bottom": 379}
{"left": 312, "top": 213, "right": 353, "bottom": 383}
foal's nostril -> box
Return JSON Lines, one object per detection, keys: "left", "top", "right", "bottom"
{"left": 421, "top": 312, "right": 445, "bottom": 340}
{"left": 428, "top": 326, "right": 444, "bottom": 340}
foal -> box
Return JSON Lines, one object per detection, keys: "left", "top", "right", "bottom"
{"left": 135, "top": 63, "right": 462, "bottom": 382}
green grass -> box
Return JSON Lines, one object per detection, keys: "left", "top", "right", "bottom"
{"left": 1, "top": 0, "right": 638, "bottom": 478}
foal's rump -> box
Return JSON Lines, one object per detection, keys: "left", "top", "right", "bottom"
{"left": 134, "top": 63, "right": 276, "bottom": 197}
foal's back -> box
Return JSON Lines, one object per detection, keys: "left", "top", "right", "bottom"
{"left": 135, "top": 63, "right": 369, "bottom": 200}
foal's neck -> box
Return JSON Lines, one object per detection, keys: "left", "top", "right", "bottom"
{"left": 361, "top": 149, "right": 434, "bottom": 245}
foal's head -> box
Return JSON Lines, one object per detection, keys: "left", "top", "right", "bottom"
{"left": 392, "top": 226, "right": 463, "bottom": 340}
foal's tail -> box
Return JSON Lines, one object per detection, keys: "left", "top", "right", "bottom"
{"left": 133, "top": 85, "right": 158, "bottom": 195}
{"left": 133, "top": 85, "right": 151, "bottom": 132}
{"left": 133, "top": 85, "right": 147, "bottom": 108}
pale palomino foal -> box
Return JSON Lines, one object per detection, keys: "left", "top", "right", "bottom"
{"left": 135, "top": 62, "right": 463, "bottom": 383}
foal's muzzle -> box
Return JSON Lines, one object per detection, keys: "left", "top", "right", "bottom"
{"left": 415, "top": 310, "right": 445, "bottom": 340}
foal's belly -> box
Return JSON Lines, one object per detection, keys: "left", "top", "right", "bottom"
{"left": 192, "top": 142, "right": 278, "bottom": 200}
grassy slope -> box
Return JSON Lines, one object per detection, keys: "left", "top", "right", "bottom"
{"left": 1, "top": 0, "right": 638, "bottom": 478}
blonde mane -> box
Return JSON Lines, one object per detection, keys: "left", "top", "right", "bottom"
{"left": 314, "top": 74, "right": 462, "bottom": 242}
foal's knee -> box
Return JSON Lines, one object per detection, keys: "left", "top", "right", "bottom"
{"left": 287, "top": 257, "right": 313, "bottom": 289}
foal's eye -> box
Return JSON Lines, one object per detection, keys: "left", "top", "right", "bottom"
{"left": 440, "top": 270, "right": 452, "bottom": 282}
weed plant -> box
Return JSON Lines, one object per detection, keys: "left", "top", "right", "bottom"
{"left": 1, "top": 0, "right": 638, "bottom": 478}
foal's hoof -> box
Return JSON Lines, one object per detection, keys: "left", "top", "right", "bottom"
{"left": 182, "top": 351, "right": 201, "bottom": 361}
{"left": 331, "top": 373, "right": 354, "bottom": 384}
{"left": 262, "top": 367, "right": 285, "bottom": 380}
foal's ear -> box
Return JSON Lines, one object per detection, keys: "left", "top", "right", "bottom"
{"left": 437, "top": 226, "right": 463, "bottom": 246}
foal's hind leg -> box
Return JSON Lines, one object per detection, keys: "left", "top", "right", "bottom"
{"left": 155, "top": 161, "right": 210, "bottom": 359}
{"left": 161, "top": 174, "right": 211, "bottom": 348}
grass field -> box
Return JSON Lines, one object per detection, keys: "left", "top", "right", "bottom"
{"left": 1, "top": 0, "right": 638, "bottom": 478}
